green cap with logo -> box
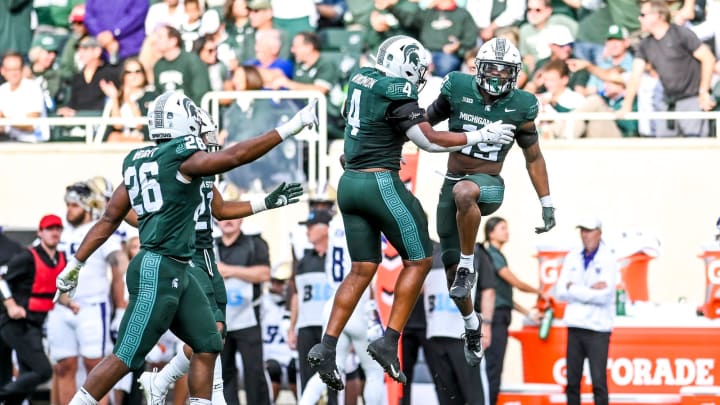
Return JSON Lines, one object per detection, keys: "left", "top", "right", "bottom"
{"left": 606, "top": 25, "right": 629, "bottom": 40}
{"left": 31, "top": 34, "right": 60, "bottom": 52}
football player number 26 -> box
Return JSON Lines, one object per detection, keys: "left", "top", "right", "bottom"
{"left": 125, "top": 162, "right": 162, "bottom": 215}
{"left": 461, "top": 124, "right": 501, "bottom": 161}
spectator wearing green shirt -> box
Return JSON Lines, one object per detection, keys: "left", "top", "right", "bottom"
{"left": 0, "top": 0, "right": 33, "bottom": 57}
{"left": 152, "top": 25, "right": 211, "bottom": 105}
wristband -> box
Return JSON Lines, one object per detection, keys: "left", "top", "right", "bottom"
{"left": 0, "top": 279, "right": 12, "bottom": 300}
{"left": 250, "top": 195, "right": 267, "bottom": 214}
{"left": 540, "top": 195, "right": 553, "bottom": 207}
{"left": 275, "top": 121, "right": 297, "bottom": 140}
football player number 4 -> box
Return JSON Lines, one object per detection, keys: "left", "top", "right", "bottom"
{"left": 347, "top": 89, "right": 362, "bottom": 136}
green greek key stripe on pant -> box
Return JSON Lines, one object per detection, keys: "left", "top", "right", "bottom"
{"left": 116, "top": 252, "right": 160, "bottom": 366}
{"left": 375, "top": 172, "right": 424, "bottom": 260}
{"left": 479, "top": 185, "right": 504, "bottom": 203}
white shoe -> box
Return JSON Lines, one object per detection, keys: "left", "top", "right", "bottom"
{"left": 138, "top": 369, "right": 167, "bottom": 405}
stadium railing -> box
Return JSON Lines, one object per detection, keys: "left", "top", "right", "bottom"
{"left": 200, "top": 90, "right": 328, "bottom": 194}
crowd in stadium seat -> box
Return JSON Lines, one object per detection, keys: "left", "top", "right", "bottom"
{"left": 1, "top": 0, "right": 719, "bottom": 143}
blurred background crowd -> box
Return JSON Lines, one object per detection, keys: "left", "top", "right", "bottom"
{"left": 1, "top": 0, "right": 719, "bottom": 147}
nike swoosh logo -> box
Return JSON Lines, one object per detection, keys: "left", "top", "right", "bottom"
{"left": 389, "top": 363, "right": 399, "bottom": 377}
{"left": 505, "top": 108, "right": 516, "bottom": 112}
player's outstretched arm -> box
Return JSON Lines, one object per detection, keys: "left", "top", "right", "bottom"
{"left": 181, "top": 100, "right": 318, "bottom": 178}
{"left": 393, "top": 101, "right": 515, "bottom": 152}
{"left": 212, "top": 182, "right": 303, "bottom": 220}
{"left": 407, "top": 120, "right": 516, "bottom": 152}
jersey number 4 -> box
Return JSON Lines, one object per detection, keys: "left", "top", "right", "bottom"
{"left": 347, "top": 84, "right": 412, "bottom": 136}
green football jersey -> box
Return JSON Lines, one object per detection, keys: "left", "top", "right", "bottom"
{"left": 343, "top": 67, "right": 418, "bottom": 171}
{"left": 193, "top": 176, "right": 215, "bottom": 250}
{"left": 122, "top": 135, "right": 206, "bottom": 259}
{"left": 440, "top": 72, "right": 539, "bottom": 164}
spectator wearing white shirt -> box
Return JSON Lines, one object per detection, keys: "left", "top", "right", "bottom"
{"left": 0, "top": 52, "right": 47, "bottom": 142}
{"left": 536, "top": 59, "right": 586, "bottom": 138}
{"left": 555, "top": 215, "right": 617, "bottom": 405}
{"left": 466, "top": 0, "right": 526, "bottom": 42}
{"left": 145, "top": 0, "right": 187, "bottom": 36}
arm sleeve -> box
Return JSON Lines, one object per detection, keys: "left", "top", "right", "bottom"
{"left": 515, "top": 124, "right": 539, "bottom": 149}
{"left": 386, "top": 99, "right": 427, "bottom": 133}
{"left": 426, "top": 93, "right": 452, "bottom": 126}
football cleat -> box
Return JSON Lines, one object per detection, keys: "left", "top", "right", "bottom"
{"left": 138, "top": 368, "right": 167, "bottom": 405}
{"left": 307, "top": 343, "right": 344, "bottom": 391}
{"left": 449, "top": 267, "right": 476, "bottom": 300}
{"left": 461, "top": 323, "right": 484, "bottom": 367}
{"left": 367, "top": 337, "right": 407, "bottom": 384}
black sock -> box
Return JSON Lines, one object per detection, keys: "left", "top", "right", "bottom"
{"left": 384, "top": 327, "right": 401, "bottom": 345}
{"left": 322, "top": 334, "right": 338, "bottom": 349}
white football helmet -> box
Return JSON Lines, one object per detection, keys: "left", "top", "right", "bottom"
{"left": 375, "top": 35, "right": 429, "bottom": 90}
{"left": 147, "top": 91, "right": 201, "bottom": 140}
{"left": 475, "top": 38, "right": 522, "bottom": 96}
{"left": 87, "top": 176, "right": 114, "bottom": 200}
{"left": 197, "top": 107, "right": 220, "bottom": 151}
{"left": 65, "top": 181, "right": 106, "bottom": 217}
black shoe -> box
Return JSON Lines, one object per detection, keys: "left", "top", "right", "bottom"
{"left": 367, "top": 337, "right": 407, "bottom": 384}
{"left": 462, "top": 323, "right": 484, "bottom": 367}
{"left": 449, "top": 267, "right": 476, "bottom": 300}
{"left": 307, "top": 343, "right": 344, "bottom": 391}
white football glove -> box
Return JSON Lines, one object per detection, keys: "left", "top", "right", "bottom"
{"left": 466, "top": 120, "right": 516, "bottom": 145}
{"left": 275, "top": 99, "right": 319, "bottom": 139}
{"left": 54, "top": 256, "right": 84, "bottom": 302}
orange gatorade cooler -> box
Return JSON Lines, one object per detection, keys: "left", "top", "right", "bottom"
{"left": 698, "top": 249, "right": 720, "bottom": 319}
{"left": 680, "top": 386, "right": 720, "bottom": 405}
{"left": 497, "top": 384, "right": 563, "bottom": 405}
{"left": 535, "top": 247, "right": 569, "bottom": 318}
{"left": 618, "top": 252, "right": 653, "bottom": 302}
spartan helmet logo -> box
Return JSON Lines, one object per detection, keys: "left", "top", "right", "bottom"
{"left": 403, "top": 43, "right": 420, "bottom": 68}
